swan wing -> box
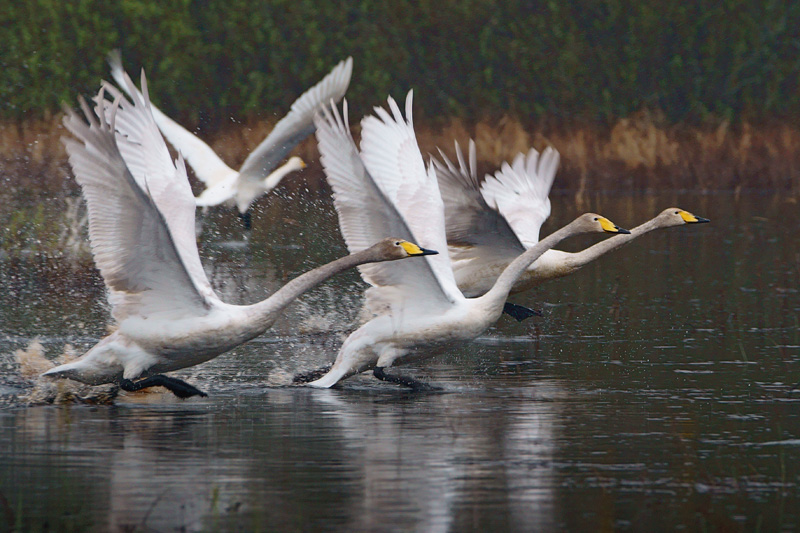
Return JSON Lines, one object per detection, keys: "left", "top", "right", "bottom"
{"left": 237, "top": 57, "right": 353, "bottom": 184}
{"left": 480, "top": 146, "right": 560, "bottom": 247}
{"left": 108, "top": 50, "right": 235, "bottom": 187}
{"left": 314, "top": 98, "right": 457, "bottom": 310}
{"left": 432, "top": 139, "right": 525, "bottom": 261}
{"left": 103, "top": 73, "right": 217, "bottom": 305}
{"left": 63, "top": 82, "right": 215, "bottom": 322}
{"left": 358, "top": 91, "right": 463, "bottom": 303}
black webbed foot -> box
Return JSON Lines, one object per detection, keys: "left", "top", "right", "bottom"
{"left": 238, "top": 210, "right": 252, "bottom": 230}
{"left": 119, "top": 375, "right": 207, "bottom": 399}
{"left": 373, "top": 366, "right": 440, "bottom": 391}
{"left": 293, "top": 365, "right": 333, "bottom": 384}
{"left": 503, "top": 302, "right": 543, "bottom": 322}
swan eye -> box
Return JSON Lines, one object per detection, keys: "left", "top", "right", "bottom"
{"left": 395, "top": 241, "right": 401, "bottom": 246}
{"left": 593, "top": 217, "right": 598, "bottom": 221}
{"left": 674, "top": 211, "right": 680, "bottom": 214}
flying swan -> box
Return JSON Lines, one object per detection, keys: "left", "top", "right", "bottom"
{"left": 108, "top": 51, "right": 353, "bottom": 220}
{"left": 433, "top": 140, "right": 709, "bottom": 318}
{"left": 42, "top": 72, "right": 435, "bottom": 398}
{"left": 302, "top": 93, "right": 629, "bottom": 389}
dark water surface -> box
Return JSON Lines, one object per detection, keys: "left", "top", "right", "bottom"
{"left": 1, "top": 192, "right": 799, "bottom": 531}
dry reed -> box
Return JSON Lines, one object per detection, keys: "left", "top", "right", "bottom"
{"left": 2, "top": 112, "right": 799, "bottom": 202}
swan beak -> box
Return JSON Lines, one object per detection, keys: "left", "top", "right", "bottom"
{"left": 679, "top": 210, "right": 710, "bottom": 223}
{"left": 400, "top": 241, "right": 439, "bottom": 256}
{"left": 598, "top": 217, "right": 631, "bottom": 234}
{"left": 299, "top": 159, "right": 307, "bottom": 169}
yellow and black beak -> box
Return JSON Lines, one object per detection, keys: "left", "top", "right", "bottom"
{"left": 679, "top": 210, "right": 710, "bottom": 224}
{"left": 400, "top": 241, "right": 439, "bottom": 256}
{"left": 598, "top": 217, "right": 631, "bottom": 234}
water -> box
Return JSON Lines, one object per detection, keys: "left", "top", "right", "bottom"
{"left": 1, "top": 191, "right": 798, "bottom": 531}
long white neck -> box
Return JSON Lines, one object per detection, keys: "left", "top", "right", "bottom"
{"left": 562, "top": 215, "right": 663, "bottom": 271}
{"left": 246, "top": 247, "right": 382, "bottom": 331}
{"left": 479, "top": 219, "right": 589, "bottom": 312}
{"left": 263, "top": 160, "right": 301, "bottom": 191}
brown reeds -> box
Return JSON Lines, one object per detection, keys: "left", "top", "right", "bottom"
{"left": 2, "top": 111, "right": 799, "bottom": 203}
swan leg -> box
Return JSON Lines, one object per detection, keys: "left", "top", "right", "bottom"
{"left": 119, "top": 376, "right": 207, "bottom": 399}
{"left": 293, "top": 365, "right": 333, "bottom": 384}
{"left": 503, "top": 302, "right": 543, "bottom": 322}
{"left": 238, "top": 210, "right": 252, "bottom": 230}
{"left": 373, "top": 367, "right": 439, "bottom": 391}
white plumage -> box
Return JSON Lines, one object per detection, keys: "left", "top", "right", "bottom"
{"left": 42, "top": 73, "right": 434, "bottom": 397}
{"left": 109, "top": 51, "right": 352, "bottom": 213}
{"left": 433, "top": 140, "right": 710, "bottom": 298}
{"left": 305, "top": 94, "right": 629, "bottom": 388}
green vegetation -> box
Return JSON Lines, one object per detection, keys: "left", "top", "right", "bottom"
{"left": 2, "top": 0, "right": 798, "bottom": 126}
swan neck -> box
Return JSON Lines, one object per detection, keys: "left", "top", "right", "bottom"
{"left": 482, "top": 222, "right": 577, "bottom": 306}
{"left": 568, "top": 217, "right": 657, "bottom": 268}
{"left": 248, "top": 249, "right": 374, "bottom": 327}
{"left": 264, "top": 161, "right": 299, "bottom": 189}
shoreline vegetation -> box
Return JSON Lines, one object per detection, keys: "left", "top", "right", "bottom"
{"left": 3, "top": 111, "right": 798, "bottom": 199}
{"left": 3, "top": 3, "right": 797, "bottom": 259}
{"left": 2, "top": 110, "right": 796, "bottom": 266}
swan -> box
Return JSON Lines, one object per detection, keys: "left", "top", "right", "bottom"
{"left": 42, "top": 72, "right": 436, "bottom": 398}
{"left": 108, "top": 50, "right": 352, "bottom": 217}
{"left": 432, "top": 140, "right": 709, "bottom": 317}
{"left": 303, "top": 93, "right": 629, "bottom": 389}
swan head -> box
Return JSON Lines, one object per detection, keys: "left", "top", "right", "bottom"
{"left": 657, "top": 208, "right": 711, "bottom": 227}
{"left": 577, "top": 213, "right": 631, "bottom": 234}
{"left": 367, "top": 238, "right": 439, "bottom": 262}
{"left": 286, "top": 156, "right": 306, "bottom": 172}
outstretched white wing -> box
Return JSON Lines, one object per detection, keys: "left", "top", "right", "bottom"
{"left": 432, "top": 139, "right": 525, "bottom": 261}
{"left": 314, "top": 97, "right": 459, "bottom": 311}
{"left": 358, "top": 92, "right": 463, "bottom": 303}
{"left": 107, "top": 50, "right": 236, "bottom": 187}
{"left": 102, "top": 72, "right": 216, "bottom": 305}
{"left": 63, "top": 82, "right": 216, "bottom": 322}
{"left": 238, "top": 57, "right": 353, "bottom": 184}
{"left": 480, "top": 146, "right": 560, "bottom": 247}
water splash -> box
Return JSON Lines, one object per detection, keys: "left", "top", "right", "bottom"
{"left": 13, "top": 338, "right": 118, "bottom": 405}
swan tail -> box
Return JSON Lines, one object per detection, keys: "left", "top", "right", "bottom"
{"left": 41, "top": 354, "right": 122, "bottom": 386}
{"left": 305, "top": 365, "right": 352, "bottom": 389}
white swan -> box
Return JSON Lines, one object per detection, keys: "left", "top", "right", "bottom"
{"left": 433, "top": 140, "right": 710, "bottom": 311}
{"left": 108, "top": 51, "right": 352, "bottom": 215}
{"left": 303, "top": 93, "right": 629, "bottom": 389}
{"left": 42, "top": 73, "right": 435, "bottom": 398}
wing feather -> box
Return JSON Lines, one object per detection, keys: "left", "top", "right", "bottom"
{"left": 432, "top": 139, "right": 525, "bottom": 260}
{"left": 238, "top": 57, "right": 353, "bottom": 183}
{"left": 358, "top": 92, "right": 462, "bottom": 303}
{"left": 101, "top": 73, "right": 216, "bottom": 303}
{"left": 313, "top": 97, "right": 458, "bottom": 309}
{"left": 63, "top": 84, "right": 214, "bottom": 321}
{"left": 107, "top": 50, "right": 235, "bottom": 187}
{"left": 480, "top": 146, "right": 560, "bottom": 246}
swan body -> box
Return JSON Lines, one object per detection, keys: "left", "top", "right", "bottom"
{"left": 433, "top": 140, "right": 710, "bottom": 297}
{"left": 43, "top": 72, "right": 433, "bottom": 393}
{"left": 305, "top": 94, "right": 628, "bottom": 388}
{"left": 194, "top": 155, "right": 306, "bottom": 213}
{"left": 108, "top": 51, "right": 352, "bottom": 213}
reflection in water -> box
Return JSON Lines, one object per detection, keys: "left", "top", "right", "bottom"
{"left": 1, "top": 192, "right": 800, "bottom": 530}
{"left": 0, "top": 380, "right": 565, "bottom": 532}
